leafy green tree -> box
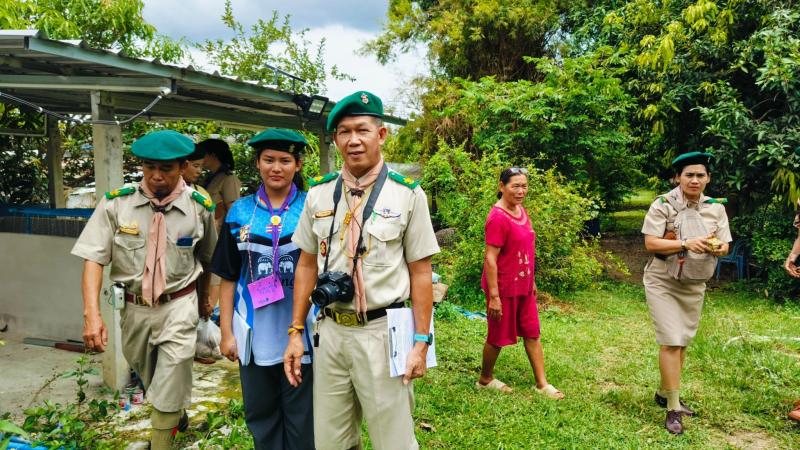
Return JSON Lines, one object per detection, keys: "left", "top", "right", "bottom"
{"left": 567, "top": 0, "right": 800, "bottom": 211}
{"left": 199, "top": 0, "right": 352, "bottom": 95}
{"left": 366, "top": 0, "right": 571, "bottom": 81}
{"left": 0, "top": 0, "right": 185, "bottom": 61}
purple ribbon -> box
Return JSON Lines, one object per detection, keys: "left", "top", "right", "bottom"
{"left": 256, "top": 183, "right": 297, "bottom": 280}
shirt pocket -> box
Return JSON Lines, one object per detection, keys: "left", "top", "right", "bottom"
{"left": 167, "top": 236, "right": 198, "bottom": 281}
{"left": 112, "top": 234, "right": 146, "bottom": 275}
{"left": 312, "top": 216, "right": 340, "bottom": 243}
{"left": 363, "top": 218, "right": 403, "bottom": 267}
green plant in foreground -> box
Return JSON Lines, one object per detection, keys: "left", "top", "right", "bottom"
{"left": 20, "top": 355, "right": 120, "bottom": 449}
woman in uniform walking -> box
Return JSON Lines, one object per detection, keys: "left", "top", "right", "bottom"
{"left": 641, "top": 152, "right": 731, "bottom": 434}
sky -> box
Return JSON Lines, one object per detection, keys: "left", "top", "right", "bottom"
{"left": 141, "top": 0, "right": 428, "bottom": 116}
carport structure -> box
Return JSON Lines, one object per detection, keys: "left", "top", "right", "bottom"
{"left": 0, "top": 29, "right": 403, "bottom": 390}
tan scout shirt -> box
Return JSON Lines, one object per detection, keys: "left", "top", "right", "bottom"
{"left": 71, "top": 185, "right": 218, "bottom": 304}
{"left": 205, "top": 173, "right": 241, "bottom": 210}
{"left": 293, "top": 174, "right": 440, "bottom": 311}
{"left": 641, "top": 193, "right": 732, "bottom": 242}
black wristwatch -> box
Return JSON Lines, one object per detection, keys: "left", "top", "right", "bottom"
{"left": 413, "top": 333, "right": 434, "bottom": 346}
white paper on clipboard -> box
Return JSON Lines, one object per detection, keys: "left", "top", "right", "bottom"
{"left": 387, "top": 307, "right": 437, "bottom": 377}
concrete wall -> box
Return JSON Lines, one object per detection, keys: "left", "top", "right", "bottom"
{"left": 0, "top": 233, "right": 83, "bottom": 340}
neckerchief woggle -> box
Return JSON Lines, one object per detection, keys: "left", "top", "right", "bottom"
{"left": 247, "top": 183, "right": 296, "bottom": 308}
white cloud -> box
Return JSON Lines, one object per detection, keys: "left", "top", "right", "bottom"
{"left": 148, "top": 2, "right": 430, "bottom": 119}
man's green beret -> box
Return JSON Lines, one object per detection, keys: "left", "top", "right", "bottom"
{"left": 131, "top": 130, "right": 194, "bottom": 161}
{"left": 326, "top": 91, "right": 383, "bottom": 132}
{"left": 247, "top": 128, "right": 308, "bottom": 154}
{"left": 671, "top": 151, "right": 714, "bottom": 172}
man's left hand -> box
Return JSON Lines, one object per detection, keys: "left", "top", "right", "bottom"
{"left": 403, "top": 342, "right": 429, "bottom": 385}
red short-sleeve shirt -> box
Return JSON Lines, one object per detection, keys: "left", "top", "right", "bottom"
{"left": 481, "top": 206, "right": 536, "bottom": 297}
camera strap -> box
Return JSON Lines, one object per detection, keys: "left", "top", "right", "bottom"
{"left": 322, "top": 164, "right": 389, "bottom": 274}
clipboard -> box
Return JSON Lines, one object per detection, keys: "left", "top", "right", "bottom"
{"left": 232, "top": 309, "right": 253, "bottom": 366}
{"left": 387, "top": 307, "right": 437, "bottom": 377}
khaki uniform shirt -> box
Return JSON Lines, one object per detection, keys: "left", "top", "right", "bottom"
{"left": 641, "top": 193, "right": 732, "bottom": 242}
{"left": 71, "top": 184, "right": 218, "bottom": 305}
{"left": 293, "top": 174, "right": 440, "bottom": 311}
{"left": 205, "top": 172, "right": 241, "bottom": 210}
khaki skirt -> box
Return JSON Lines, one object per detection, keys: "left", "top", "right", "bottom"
{"left": 643, "top": 257, "right": 706, "bottom": 346}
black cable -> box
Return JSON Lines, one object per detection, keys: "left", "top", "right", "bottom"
{"left": 0, "top": 90, "right": 168, "bottom": 125}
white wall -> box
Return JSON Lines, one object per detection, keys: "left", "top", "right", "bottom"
{"left": 0, "top": 233, "right": 83, "bottom": 340}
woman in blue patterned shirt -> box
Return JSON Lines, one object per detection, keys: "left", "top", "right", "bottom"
{"left": 211, "top": 129, "right": 314, "bottom": 450}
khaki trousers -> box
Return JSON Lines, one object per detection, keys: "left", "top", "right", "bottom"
{"left": 120, "top": 292, "right": 199, "bottom": 412}
{"left": 313, "top": 316, "right": 418, "bottom": 450}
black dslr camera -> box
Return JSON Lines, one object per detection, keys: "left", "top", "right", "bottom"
{"left": 311, "top": 271, "right": 355, "bottom": 308}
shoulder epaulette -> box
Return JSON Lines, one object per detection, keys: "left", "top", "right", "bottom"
{"left": 105, "top": 186, "right": 136, "bottom": 200}
{"left": 388, "top": 170, "right": 419, "bottom": 189}
{"left": 703, "top": 197, "right": 728, "bottom": 204}
{"left": 308, "top": 172, "right": 338, "bottom": 187}
{"left": 191, "top": 190, "right": 216, "bottom": 212}
{"left": 656, "top": 195, "right": 667, "bottom": 204}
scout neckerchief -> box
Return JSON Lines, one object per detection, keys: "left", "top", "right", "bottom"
{"left": 140, "top": 178, "right": 186, "bottom": 305}
{"left": 246, "top": 183, "right": 297, "bottom": 308}
{"left": 340, "top": 156, "right": 386, "bottom": 319}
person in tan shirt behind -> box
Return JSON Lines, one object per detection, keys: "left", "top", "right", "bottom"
{"left": 72, "top": 130, "right": 217, "bottom": 450}
{"left": 199, "top": 138, "right": 241, "bottom": 312}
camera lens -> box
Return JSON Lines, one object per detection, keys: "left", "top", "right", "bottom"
{"left": 311, "top": 283, "right": 338, "bottom": 307}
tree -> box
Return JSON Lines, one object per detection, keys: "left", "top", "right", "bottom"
{"left": 199, "top": 0, "right": 352, "bottom": 95}
{"left": 365, "top": 0, "right": 572, "bottom": 82}
{"left": 567, "top": 0, "right": 800, "bottom": 211}
{"left": 0, "top": 0, "right": 185, "bottom": 62}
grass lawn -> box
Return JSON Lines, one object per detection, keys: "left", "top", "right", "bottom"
{"left": 602, "top": 190, "right": 655, "bottom": 235}
{"left": 413, "top": 282, "right": 800, "bottom": 449}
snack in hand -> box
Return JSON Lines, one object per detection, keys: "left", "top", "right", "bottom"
{"left": 707, "top": 236, "right": 722, "bottom": 252}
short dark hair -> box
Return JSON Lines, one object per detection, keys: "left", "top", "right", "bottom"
{"left": 197, "top": 139, "right": 235, "bottom": 172}
{"left": 496, "top": 167, "right": 528, "bottom": 199}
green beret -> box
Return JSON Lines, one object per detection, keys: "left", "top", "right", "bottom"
{"left": 247, "top": 128, "right": 308, "bottom": 154}
{"left": 326, "top": 91, "right": 383, "bottom": 132}
{"left": 671, "top": 151, "right": 714, "bottom": 171}
{"left": 131, "top": 130, "right": 194, "bottom": 161}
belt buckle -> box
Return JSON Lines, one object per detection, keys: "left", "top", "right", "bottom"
{"left": 333, "top": 310, "right": 364, "bottom": 327}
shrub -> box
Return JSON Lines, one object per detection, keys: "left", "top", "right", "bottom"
{"left": 732, "top": 198, "right": 799, "bottom": 301}
{"left": 424, "top": 142, "right": 603, "bottom": 297}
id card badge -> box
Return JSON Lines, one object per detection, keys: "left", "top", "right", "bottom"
{"left": 248, "top": 275, "right": 285, "bottom": 309}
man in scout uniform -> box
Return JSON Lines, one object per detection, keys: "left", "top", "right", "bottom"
{"left": 72, "top": 130, "right": 217, "bottom": 449}
{"left": 284, "top": 91, "right": 440, "bottom": 450}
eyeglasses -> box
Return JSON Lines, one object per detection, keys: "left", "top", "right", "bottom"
{"left": 507, "top": 167, "right": 528, "bottom": 175}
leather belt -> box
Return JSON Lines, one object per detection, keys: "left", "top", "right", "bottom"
{"left": 323, "top": 302, "right": 404, "bottom": 327}
{"left": 654, "top": 253, "right": 668, "bottom": 261}
{"left": 125, "top": 284, "right": 196, "bottom": 306}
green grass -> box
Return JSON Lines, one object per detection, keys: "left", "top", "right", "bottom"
{"left": 412, "top": 283, "right": 800, "bottom": 449}
{"left": 602, "top": 189, "right": 654, "bottom": 235}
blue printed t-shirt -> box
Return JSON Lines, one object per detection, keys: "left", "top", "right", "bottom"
{"left": 211, "top": 190, "right": 312, "bottom": 366}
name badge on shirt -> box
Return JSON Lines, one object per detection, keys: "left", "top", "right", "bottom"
{"left": 248, "top": 275, "right": 284, "bottom": 309}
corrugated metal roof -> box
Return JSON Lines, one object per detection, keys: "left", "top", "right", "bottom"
{"left": 0, "top": 30, "right": 405, "bottom": 132}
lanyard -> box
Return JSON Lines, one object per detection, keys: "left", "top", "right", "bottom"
{"left": 256, "top": 183, "right": 296, "bottom": 278}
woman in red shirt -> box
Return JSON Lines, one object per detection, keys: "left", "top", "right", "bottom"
{"left": 476, "top": 167, "right": 563, "bottom": 398}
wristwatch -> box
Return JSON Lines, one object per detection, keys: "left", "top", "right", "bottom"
{"left": 680, "top": 239, "right": 687, "bottom": 252}
{"left": 413, "top": 333, "right": 434, "bottom": 346}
